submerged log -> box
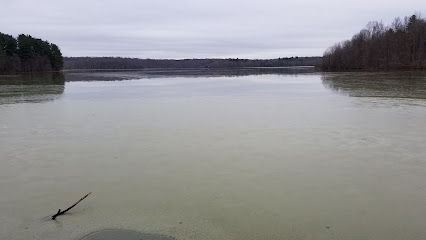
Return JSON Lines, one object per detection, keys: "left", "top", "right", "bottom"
{"left": 52, "top": 192, "right": 92, "bottom": 220}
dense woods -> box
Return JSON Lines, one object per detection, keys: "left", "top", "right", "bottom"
{"left": 0, "top": 33, "right": 63, "bottom": 74}
{"left": 64, "top": 56, "right": 321, "bottom": 70}
{"left": 321, "top": 14, "right": 426, "bottom": 70}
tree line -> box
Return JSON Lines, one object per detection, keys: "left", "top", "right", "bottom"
{"left": 64, "top": 56, "right": 321, "bottom": 70}
{"left": 320, "top": 14, "right": 426, "bottom": 70}
{"left": 0, "top": 32, "right": 63, "bottom": 74}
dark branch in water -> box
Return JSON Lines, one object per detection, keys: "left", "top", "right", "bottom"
{"left": 52, "top": 192, "right": 92, "bottom": 220}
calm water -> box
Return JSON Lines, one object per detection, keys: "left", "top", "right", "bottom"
{"left": 1, "top": 69, "right": 426, "bottom": 240}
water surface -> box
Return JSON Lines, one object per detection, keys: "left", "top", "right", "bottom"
{"left": 1, "top": 69, "right": 426, "bottom": 240}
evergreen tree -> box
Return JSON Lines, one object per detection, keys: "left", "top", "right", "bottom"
{"left": 17, "top": 34, "right": 33, "bottom": 61}
{"left": 0, "top": 33, "right": 17, "bottom": 56}
{"left": 0, "top": 32, "right": 64, "bottom": 74}
{"left": 49, "top": 44, "right": 63, "bottom": 71}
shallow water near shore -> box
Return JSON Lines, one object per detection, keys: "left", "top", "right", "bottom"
{"left": 1, "top": 68, "right": 426, "bottom": 240}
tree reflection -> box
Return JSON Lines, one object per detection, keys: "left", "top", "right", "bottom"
{"left": 0, "top": 72, "right": 65, "bottom": 104}
{"left": 64, "top": 67, "right": 315, "bottom": 81}
{"left": 321, "top": 72, "right": 426, "bottom": 99}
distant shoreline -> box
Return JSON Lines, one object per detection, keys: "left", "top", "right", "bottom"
{"left": 61, "top": 65, "right": 316, "bottom": 71}
{"left": 63, "top": 56, "right": 321, "bottom": 70}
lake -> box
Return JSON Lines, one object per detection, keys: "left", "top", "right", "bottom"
{"left": 1, "top": 68, "right": 426, "bottom": 240}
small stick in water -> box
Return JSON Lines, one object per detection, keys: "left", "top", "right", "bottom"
{"left": 52, "top": 192, "right": 92, "bottom": 220}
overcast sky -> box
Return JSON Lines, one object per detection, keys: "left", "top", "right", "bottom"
{"left": 1, "top": 0, "right": 423, "bottom": 59}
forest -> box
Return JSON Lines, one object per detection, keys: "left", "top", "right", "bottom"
{"left": 320, "top": 14, "right": 426, "bottom": 70}
{"left": 0, "top": 32, "right": 63, "bottom": 74}
{"left": 64, "top": 56, "right": 321, "bottom": 70}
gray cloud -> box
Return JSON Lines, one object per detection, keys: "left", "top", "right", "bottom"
{"left": 1, "top": 0, "right": 423, "bottom": 58}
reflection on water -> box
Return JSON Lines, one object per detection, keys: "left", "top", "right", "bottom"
{"left": 2, "top": 69, "right": 426, "bottom": 240}
{"left": 0, "top": 73, "right": 65, "bottom": 104}
{"left": 64, "top": 67, "right": 315, "bottom": 81}
{"left": 322, "top": 71, "right": 426, "bottom": 99}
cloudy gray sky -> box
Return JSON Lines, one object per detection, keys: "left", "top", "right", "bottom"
{"left": 1, "top": 0, "right": 423, "bottom": 59}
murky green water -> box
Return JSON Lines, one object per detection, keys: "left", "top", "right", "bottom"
{"left": 1, "top": 69, "right": 426, "bottom": 240}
